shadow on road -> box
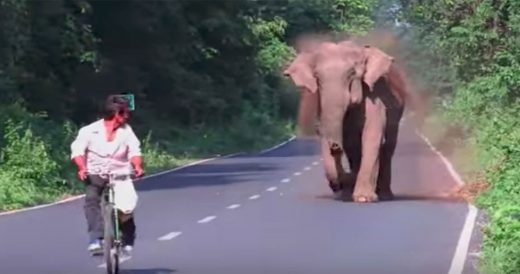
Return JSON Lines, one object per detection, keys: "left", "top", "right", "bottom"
{"left": 131, "top": 137, "right": 321, "bottom": 193}
{"left": 313, "top": 192, "right": 466, "bottom": 204}
{"left": 121, "top": 268, "right": 177, "bottom": 274}
{"left": 136, "top": 161, "right": 285, "bottom": 192}
{"left": 250, "top": 132, "right": 441, "bottom": 158}
{"left": 390, "top": 194, "right": 466, "bottom": 203}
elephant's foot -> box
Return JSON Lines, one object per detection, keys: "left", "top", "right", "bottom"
{"left": 339, "top": 185, "right": 355, "bottom": 202}
{"left": 339, "top": 173, "right": 355, "bottom": 202}
{"left": 377, "top": 189, "right": 394, "bottom": 201}
{"left": 352, "top": 189, "right": 379, "bottom": 203}
{"left": 339, "top": 190, "right": 354, "bottom": 202}
{"left": 328, "top": 180, "right": 342, "bottom": 193}
{"left": 326, "top": 180, "right": 343, "bottom": 201}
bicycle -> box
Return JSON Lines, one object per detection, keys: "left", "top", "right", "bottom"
{"left": 99, "top": 172, "right": 136, "bottom": 274}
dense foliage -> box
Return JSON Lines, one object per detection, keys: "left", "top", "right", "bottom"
{"left": 394, "top": 1, "right": 520, "bottom": 273}
{"left": 0, "top": 0, "right": 376, "bottom": 210}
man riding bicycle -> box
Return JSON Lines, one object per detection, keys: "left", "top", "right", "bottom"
{"left": 70, "top": 95, "right": 144, "bottom": 255}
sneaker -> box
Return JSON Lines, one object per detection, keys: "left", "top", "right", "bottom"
{"left": 87, "top": 239, "right": 102, "bottom": 252}
{"left": 122, "top": 245, "right": 133, "bottom": 256}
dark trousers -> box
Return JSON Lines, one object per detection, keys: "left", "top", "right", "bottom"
{"left": 84, "top": 175, "right": 136, "bottom": 246}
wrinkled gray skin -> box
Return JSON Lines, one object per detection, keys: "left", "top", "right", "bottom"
{"left": 283, "top": 39, "right": 408, "bottom": 203}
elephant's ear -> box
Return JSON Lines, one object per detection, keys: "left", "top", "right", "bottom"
{"left": 386, "top": 63, "right": 425, "bottom": 119}
{"left": 362, "top": 45, "right": 394, "bottom": 91}
{"left": 385, "top": 63, "right": 408, "bottom": 106}
{"left": 283, "top": 53, "right": 318, "bottom": 93}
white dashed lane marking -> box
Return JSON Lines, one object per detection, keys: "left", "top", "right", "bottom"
{"left": 227, "top": 204, "right": 241, "bottom": 209}
{"left": 312, "top": 161, "right": 319, "bottom": 165}
{"left": 198, "top": 216, "right": 217, "bottom": 224}
{"left": 154, "top": 165, "right": 313, "bottom": 249}
{"left": 158, "top": 231, "right": 182, "bottom": 241}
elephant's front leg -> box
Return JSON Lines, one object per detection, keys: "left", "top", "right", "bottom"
{"left": 376, "top": 143, "right": 394, "bottom": 201}
{"left": 353, "top": 98, "right": 386, "bottom": 203}
{"left": 342, "top": 112, "right": 363, "bottom": 200}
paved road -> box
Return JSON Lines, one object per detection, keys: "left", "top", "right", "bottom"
{"left": 0, "top": 122, "right": 478, "bottom": 274}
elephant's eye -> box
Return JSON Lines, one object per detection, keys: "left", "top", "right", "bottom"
{"left": 345, "top": 67, "right": 356, "bottom": 76}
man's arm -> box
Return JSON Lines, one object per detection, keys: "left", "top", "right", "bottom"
{"left": 70, "top": 128, "right": 89, "bottom": 180}
{"left": 127, "top": 126, "right": 144, "bottom": 177}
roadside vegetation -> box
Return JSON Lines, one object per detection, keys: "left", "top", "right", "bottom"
{"left": 0, "top": 0, "right": 376, "bottom": 210}
{"left": 391, "top": 1, "right": 520, "bottom": 273}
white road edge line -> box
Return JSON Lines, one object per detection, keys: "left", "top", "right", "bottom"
{"left": 197, "top": 216, "right": 217, "bottom": 224}
{"left": 227, "top": 204, "right": 241, "bottom": 209}
{"left": 0, "top": 135, "right": 296, "bottom": 217}
{"left": 260, "top": 135, "right": 296, "bottom": 154}
{"left": 414, "top": 127, "right": 478, "bottom": 274}
{"left": 281, "top": 178, "right": 290, "bottom": 183}
{"left": 158, "top": 231, "right": 182, "bottom": 241}
{"left": 448, "top": 204, "right": 478, "bottom": 274}
{"left": 266, "top": 186, "right": 277, "bottom": 192}
{"left": 415, "top": 131, "right": 464, "bottom": 186}
{"left": 249, "top": 194, "right": 261, "bottom": 200}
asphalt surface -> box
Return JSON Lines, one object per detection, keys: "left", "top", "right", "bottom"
{"left": 0, "top": 122, "right": 478, "bottom": 274}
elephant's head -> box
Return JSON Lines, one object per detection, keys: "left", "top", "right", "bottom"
{"left": 283, "top": 39, "right": 395, "bottom": 151}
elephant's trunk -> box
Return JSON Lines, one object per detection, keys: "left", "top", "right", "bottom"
{"left": 318, "top": 76, "right": 351, "bottom": 153}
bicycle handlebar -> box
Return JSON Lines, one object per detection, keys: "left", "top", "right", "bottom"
{"left": 85, "top": 171, "right": 139, "bottom": 180}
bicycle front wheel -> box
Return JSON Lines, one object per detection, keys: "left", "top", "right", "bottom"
{"left": 103, "top": 202, "right": 119, "bottom": 274}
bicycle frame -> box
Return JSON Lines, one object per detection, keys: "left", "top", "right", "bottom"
{"left": 100, "top": 173, "right": 133, "bottom": 274}
{"left": 103, "top": 181, "right": 121, "bottom": 246}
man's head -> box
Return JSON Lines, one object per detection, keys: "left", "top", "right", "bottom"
{"left": 103, "top": 95, "right": 130, "bottom": 127}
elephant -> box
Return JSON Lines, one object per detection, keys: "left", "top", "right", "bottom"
{"left": 283, "top": 37, "right": 411, "bottom": 203}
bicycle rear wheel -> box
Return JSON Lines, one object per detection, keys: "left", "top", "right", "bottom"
{"left": 103, "top": 201, "right": 119, "bottom": 274}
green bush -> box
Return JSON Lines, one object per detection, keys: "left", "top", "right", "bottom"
{"left": 0, "top": 119, "right": 65, "bottom": 210}
{"left": 443, "top": 67, "right": 520, "bottom": 273}
{"left": 479, "top": 201, "right": 520, "bottom": 274}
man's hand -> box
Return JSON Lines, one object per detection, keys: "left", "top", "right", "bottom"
{"left": 72, "top": 156, "right": 87, "bottom": 181}
{"left": 131, "top": 156, "right": 144, "bottom": 178}
{"left": 77, "top": 168, "right": 87, "bottom": 181}
{"left": 134, "top": 166, "right": 144, "bottom": 178}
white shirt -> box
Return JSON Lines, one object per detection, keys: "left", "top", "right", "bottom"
{"left": 70, "top": 119, "right": 142, "bottom": 175}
